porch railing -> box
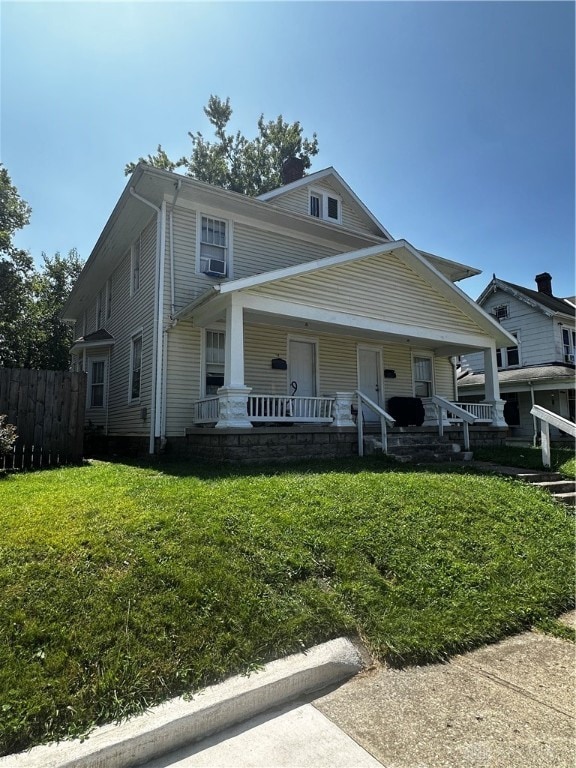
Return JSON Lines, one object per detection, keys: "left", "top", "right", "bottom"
{"left": 192, "top": 394, "right": 335, "bottom": 425}
{"left": 452, "top": 402, "right": 492, "bottom": 422}
{"left": 247, "top": 395, "right": 334, "bottom": 423}
{"left": 355, "top": 390, "right": 396, "bottom": 456}
{"left": 530, "top": 404, "right": 576, "bottom": 468}
{"left": 431, "top": 395, "right": 476, "bottom": 451}
{"left": 193, "top": 396, "right": 220, "bottom": 424}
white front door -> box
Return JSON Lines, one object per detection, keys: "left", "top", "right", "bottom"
{"left": 289, "top": 340, "right": 316, "bottom": 397}
{"left": 358, "top": 347, "right": 382, "bottom": 422}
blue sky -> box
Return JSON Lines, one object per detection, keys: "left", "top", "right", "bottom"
{"left": 2, "top": 1, "right": 574, "bottom": 300}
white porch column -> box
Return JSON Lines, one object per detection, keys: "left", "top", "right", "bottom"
{"left": 331, "top": 392, "right": 356, "bottom": 427}
{"left": 482, "top": 345, "right": 507, "bottom": 427}
{"left": 422, "top": 398, "right": 451, "bottom": 427}
{"left": 216, "top": 295, "right": 252, "bottom": 429}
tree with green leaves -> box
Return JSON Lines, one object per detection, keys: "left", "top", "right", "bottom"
{"left": 125, "top": 95, "right": 319, "bottom": 197}
{"left": 0, "top": 164, "right": 34, "bottom": 368}
{"left": 0, "top": 165, "right": 84, "bottom": 370}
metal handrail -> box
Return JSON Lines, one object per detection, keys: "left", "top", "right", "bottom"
{"left": 354, "top": 390, "right": 395, "bottom": 456}
{"left": 530, "top": 405, "right": 576, "bottom": 468}
{"left": 431, "top": 395, "right": 476, "bottom": 451}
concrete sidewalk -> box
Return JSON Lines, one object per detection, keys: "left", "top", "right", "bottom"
{"left": 5, "top": 619, "right": 574, "bottom": 768}
{"left": 144, "top": 622, "right": 574, "bottom": 768}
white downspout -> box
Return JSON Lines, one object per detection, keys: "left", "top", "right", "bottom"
{"left": 529, "top": 382, "right": 537, "bottom": 446}
{"left": 169, "top": 180, "right": 182, "bottom": 319}
{"left": 129, "top": 187, "right": 165, "bottom": 454}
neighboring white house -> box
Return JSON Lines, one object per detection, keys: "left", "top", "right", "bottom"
{"left": 458, "top": 272, "right": 575, "bottom": 443}
{"left": 62, "top": 162, "right": 514, "bottom": 457}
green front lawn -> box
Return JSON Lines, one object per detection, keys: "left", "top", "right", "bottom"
{"left": 0, "top": 457, "right": 573, "bottom": 755}
{"left": 473, "top": 445, "right": 576, "bottom": 478}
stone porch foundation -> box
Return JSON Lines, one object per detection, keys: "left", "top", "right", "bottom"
{"left": 169, "top": 425, "right": 507, "bottom": 463}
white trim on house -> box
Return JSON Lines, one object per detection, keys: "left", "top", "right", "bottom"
{"left": 257, "top": 166, "right": 394, "bottom": 240}
{"left": 308, "top": 187, "right": 342, "bottom": 224}
{"left": 411, "top": 350, "right": 435, "bottom": 398}
{"left": 477, "top": 277, "right": 574, "bottom": 321}
{"left": 87, "top": 356, "right": 107, "bottom": 410}
{"left": 206, "top": 240, "right": 515, "bottom": 348}
{"left": 129, "top": 328, "right": 144, "bottom": 404}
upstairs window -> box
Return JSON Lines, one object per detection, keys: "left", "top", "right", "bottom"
{"left": 131, "top": 238, "right": 141, "bottom": 296}
{"left": 493, "top": 304, "right": 509, "bottom": 321}
{"left": 562, "top": 327, "right": 576, "bottom": 363}
{"left": 130, "top": 334, "right": 142, "bottom": 401}
{"left": 200, "top": 216, "right": 228, "bottom": 277}
{"left": 309, "top": 189, "right": 341, "bottom": 224}
{"left": 496, "top": 332, "right": 520, "bottom": 368}
{"left": 106, "top": 278, "right": 112, "bottom": 319}
{"left": 96, "top": 289, "right": 104, "bottom": 328}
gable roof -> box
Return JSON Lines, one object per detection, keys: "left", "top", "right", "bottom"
{"left": 176, "top": 238, "right": 515, "bottom": 348}
{"left": 258, "top": 166, "right": 394, "bottom": 241}
{"left": 477, "top": 276, "right": 575, "bottom": 318}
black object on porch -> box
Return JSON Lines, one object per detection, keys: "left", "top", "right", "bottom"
{"left": 386, "top": 397, "right": 425, "bottom": 427}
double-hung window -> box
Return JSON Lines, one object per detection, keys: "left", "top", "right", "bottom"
{"left": 106, "top": 278, "right": 112, "bottom": 319}
{"left": 562, "top": 327, "right": 576, "bottom": 363}
{"left": 200, "top": 216, "right": 228, "bottom": 277}
{"left": 413, "top": 356, "right": 433, "bottom": 398}
{"left": 496, "top": 332, "right": 520, "bottom": 368}
{"left": 131, "top": 239, "right": 141, "bottom": 296}
{"left": 130, "top": 334, "right": 142, "bottom": 401}
{"left": 205, "top": 330, "right": 225, "bottom": 395}
{"left": 89, "top": 359, "right": 106, "bottom": 408}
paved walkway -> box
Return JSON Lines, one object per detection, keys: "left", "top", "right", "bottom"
{"left": 144, "top": 625, "right": 575, "bottom": 768}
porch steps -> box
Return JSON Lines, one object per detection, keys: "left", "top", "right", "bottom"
{"left": 515, "top": 472, "right": 576, "bottom": 507}
{"left": 364, "top": 432, "right": 467, "bottom": 463}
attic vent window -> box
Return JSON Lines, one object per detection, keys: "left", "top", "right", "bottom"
{"left": 310, "top": 194, "right": 321, "bottom": 218}
{"left": 494, "top": 304, "right": 509, "bottom": 321}
{"left": 309, "top": 189, "right": 342, "bottom": 224}
{"left": 327, "top": 196, "right": 339, "bottom": 220}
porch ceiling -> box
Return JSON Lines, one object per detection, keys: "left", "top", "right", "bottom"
{"left": 191, "top": 300, "right": 493, "bottom": 356}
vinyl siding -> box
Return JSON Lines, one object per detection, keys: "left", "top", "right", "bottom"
{"left": 249, "top": 252, "right": 484, "bottom": 335}
{"left": 233, "top": 222, "right": 342, "bottom": 279}
{"left": 434, "top": 357, "right": 455, "bottom": 399}
{"left": 165, "top": 320, "right": 202, "bottom": 436}
{"left": 462, "top": 290, "right": 557, "bottom": 371}
{"left": 165, "top": 321, "right": 447, "bottom": 434}
{"left": 81, "top": 215, "right": 157, "bottom": 435}
{"left": 264, "top": 180, "right": 383, "bottom": 236}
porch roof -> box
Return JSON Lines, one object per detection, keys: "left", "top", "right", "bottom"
{"left": 458, "top": 364, "right": 576, "bottom": 392}
{"left": 175, "top": 239, "right": 514, "bottom": 352}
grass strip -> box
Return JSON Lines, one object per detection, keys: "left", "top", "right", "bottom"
{"left": 0, "top": 456, "right": 573, "bottom": 755}
{"left": 473, "top": 445, "right": 575, "bottom": 478}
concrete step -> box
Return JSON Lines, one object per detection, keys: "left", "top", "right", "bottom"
{"left": 516, "top": 472, "right": 564, "bottom": 483}
{"left": 530, "top": 480, "right": 576, "bottom": 495}
{"left": 553, "top": 492, "right": 576, "bottom": 506}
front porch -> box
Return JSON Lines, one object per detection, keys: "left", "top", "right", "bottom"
{"left": 177, "top": 421, "right": 507, "bottom": 463}
{"left": 166, "top": 242, "right": 515, "bottom": 460}
{"left": 185, "top": 391, "right": 506, "bottom": 462}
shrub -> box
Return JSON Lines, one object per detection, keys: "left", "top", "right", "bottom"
{"left": 0, "top": 414, "right": 17, "bottom": 455}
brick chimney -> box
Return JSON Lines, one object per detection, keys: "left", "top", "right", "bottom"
{"left": 535, "top": 272, "right": 553, "bottom": 296}
{"left": 281, "top": 157, "right": 305, "bottom": 185}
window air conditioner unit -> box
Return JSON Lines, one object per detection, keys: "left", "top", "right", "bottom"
{"left": 567, "top": 353, "right": 575, "bottom": 363}
{"left": 202, "top": 258, "right": 226, "bottom": 277}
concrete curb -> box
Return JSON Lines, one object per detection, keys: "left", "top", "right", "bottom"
{"left": 3, "top": 637, "right": 366, "bottom": 768}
